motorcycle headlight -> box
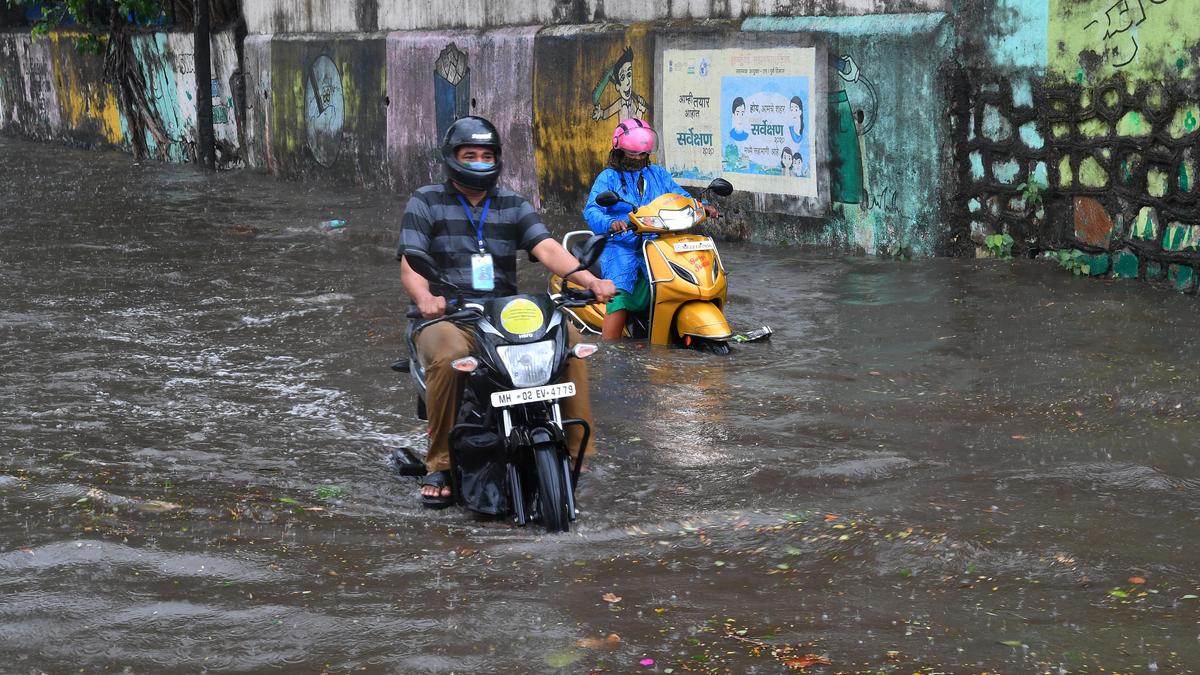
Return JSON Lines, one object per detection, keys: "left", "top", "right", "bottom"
{"left": 497, "top": 340, "right": 557, "bottom": 387}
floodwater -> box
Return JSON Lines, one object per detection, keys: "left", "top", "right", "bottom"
{"left": 2, "top": 136, "right": 1198, "bottom": 674}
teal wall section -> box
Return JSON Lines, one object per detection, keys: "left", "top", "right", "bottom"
{"left": 744, "top": 14, "right": 955, "bottom": 255}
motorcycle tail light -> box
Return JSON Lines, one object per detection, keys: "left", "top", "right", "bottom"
{"left": 451, "top": 357, "right": 479, "bottom": 372}
{"left": 571, "top": 343, "right": 599, "bottom": 359}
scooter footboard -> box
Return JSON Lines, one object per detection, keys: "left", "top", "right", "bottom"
{"left": 674, "top": 300, "right": 732, "bottom": 340}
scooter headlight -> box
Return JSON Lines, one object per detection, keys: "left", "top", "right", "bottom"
{"left": 497, "top": 340, "right": 557, "bottom": 387}
{"left": 657, "top": 205, "right": 698, "bottom": 231}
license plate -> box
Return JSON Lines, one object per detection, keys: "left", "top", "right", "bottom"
{"left": 673, "top": 240, "right": 715, "bottom": 253}
{"left": 490, "top": 382, "right": 576, "bottom": 408}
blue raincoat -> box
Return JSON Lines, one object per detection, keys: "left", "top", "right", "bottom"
{"left": 583, "top": 164, "right": 689, "bottom": 293}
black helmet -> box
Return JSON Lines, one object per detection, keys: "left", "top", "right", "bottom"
{"left": 442, "top": 116, "right": 503, "bottom": 191}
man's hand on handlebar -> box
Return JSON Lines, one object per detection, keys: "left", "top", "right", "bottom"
{"left": 586, "top": 278, "right": 617, "bottom": 304}
{"left": 417, "top": 295, "right": 447, "bottom": 319}
{"left": 609, "top": 219, "right": 630, "bottom": 234}
{"left": 703, "top": 204, "right": 719, "bottom": 219}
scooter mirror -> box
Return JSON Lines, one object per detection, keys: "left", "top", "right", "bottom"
{"left": 573, "top": 234, "right": 608, "bottom": 268}
{"left": 594, "top": 191, "right": 621, "bottom": 208}
{"left": 404, "top": 250, "right": 456, "bottom": 290}
{"left": 708, "top": 178, "right": 734, "bottom": 197}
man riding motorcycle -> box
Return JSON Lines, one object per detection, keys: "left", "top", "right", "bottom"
{"left": 398, "top": 115, "right": 616, "bottom": 508}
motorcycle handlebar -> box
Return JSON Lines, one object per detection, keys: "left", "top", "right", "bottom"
{"left": 557, "top": 287, "right": 597, "bottom": 307}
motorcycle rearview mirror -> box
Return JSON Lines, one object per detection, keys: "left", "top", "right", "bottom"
{"left": 594, "top": 190, "right": 622, "bottom": 208}
{"left": 573, "top": 234, "right": 607, "bottom": 268}
{"left": 707, "top": 178, "right": 734, "bottom": 197}
{"left": 560, "top": 235, "right": 607, "bottom": 295}
{"left": 404, "top": 250, "right": 459, "bottom": 291}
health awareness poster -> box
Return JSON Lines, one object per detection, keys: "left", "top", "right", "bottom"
{"left": 661, "top": 47, "right": 817, "bottom": 198}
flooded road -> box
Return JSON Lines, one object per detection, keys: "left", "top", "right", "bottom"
{"left": 2, "top": 136, "right": 1198, "bottom": 673}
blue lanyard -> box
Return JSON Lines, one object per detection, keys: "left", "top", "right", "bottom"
{"left": 456, "top": 195, "right": 491, "bottom": 253}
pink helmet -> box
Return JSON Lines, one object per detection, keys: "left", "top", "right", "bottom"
{"left": 612, "top": 117, "right": 657, "bottom": 153}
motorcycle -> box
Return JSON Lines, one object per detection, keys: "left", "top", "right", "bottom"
{"left": 390, "top": 236, "right": 607, "bottom": 533}
{"left": 549, "top": 178, "right": 770, "bottom": 355}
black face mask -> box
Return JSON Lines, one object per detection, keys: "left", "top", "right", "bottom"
{"left": 612, "top": 152, "right": 650, "bottom": 172}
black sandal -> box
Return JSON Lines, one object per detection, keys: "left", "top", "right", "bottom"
{"left": 418, "top": 470, "right": 453, "bottom": 509}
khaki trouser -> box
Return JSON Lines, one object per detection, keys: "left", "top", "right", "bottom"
{"left": 414, "top": 321, "right": 594, "bottom": 473}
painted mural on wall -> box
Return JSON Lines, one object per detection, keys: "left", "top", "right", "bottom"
{"left": 251, "top": 38, "right": 388, "bottom": 186}
{"left": 387, "top": 28, "right": 539, "bottom": 201}
{"left": 533, "top": 24, "right": 654, "bottom": 210}
{"left": 829, "top": 54, "right": 878, "bottom": 206}
{"left": 0, "top": 34, "right": 62, "bottom": 139}
{"left": 304, "top": 54, "right": 345, "bottom": 168}
{"left": 959, "top": 70, "right": 1200, "bottom": 288}
{"left": 1050, "top": 0, "right": 1198, "bottom": 83}
{"left": 660, "top": 47, "right": 817, "bottom": 199}
{"left": 433, "top": 43, "right": 470, "bottom": 143}
{"left": 591, "top": 46, "right": 648, "bottom": 123}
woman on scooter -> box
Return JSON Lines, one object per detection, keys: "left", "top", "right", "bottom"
{"left": 583, "top": 117, "right": 719, "bottom": 339}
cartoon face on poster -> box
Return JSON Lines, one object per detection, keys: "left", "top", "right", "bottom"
{"left": 721, "top": 77, "right": 810, "bottom": 179}
{"left": 660, "top": 46, "right": 818, "bottom": 199}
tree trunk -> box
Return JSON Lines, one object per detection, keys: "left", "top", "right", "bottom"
{"left": 194, "top": 0, "right": 215, "bottom": 170}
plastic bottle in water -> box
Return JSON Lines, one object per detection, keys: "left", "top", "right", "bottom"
{"left": 320, "top": 219, "right": 346, "bottom": 230}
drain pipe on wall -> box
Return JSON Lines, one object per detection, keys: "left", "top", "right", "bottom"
{"left": 194, "top": 0, "right": 216, "bottom": 170}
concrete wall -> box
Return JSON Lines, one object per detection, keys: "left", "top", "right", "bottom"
{"left": 243, "top": 0, "right": 952, "bottom": 34}
{"left": 0, "top": 29, "right": 242, "bottom": 166}
{"left": 955, "top": 0, "right": 1200, "bottom": 290}
{"left": 3, "top": 7, "right": 967, "bottom": 255}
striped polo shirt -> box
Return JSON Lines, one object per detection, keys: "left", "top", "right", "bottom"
{"left": 397, "top": 182, "right": 552, "bottom": 297}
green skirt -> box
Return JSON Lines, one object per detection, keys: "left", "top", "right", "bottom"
{"left": 606, "top": 275, "right": 651, "bottom": 314}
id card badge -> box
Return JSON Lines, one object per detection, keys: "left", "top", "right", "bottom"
{"left": 471, "top": 253, "right": 495, "bottom": 291}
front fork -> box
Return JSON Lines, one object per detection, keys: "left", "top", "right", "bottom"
{"left": 503, "top": 404, "right": 590, "bottom": 524}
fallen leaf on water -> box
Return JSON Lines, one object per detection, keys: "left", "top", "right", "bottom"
{"left": 1180, "top": 594, "right": 1198, "bottom": 600}
{"left": 639, "top": 658, "right": 655, "bottom": 667}
{"left": 458, "top": 548, "right": 479, "bottom": 557}
{"left": 1109, "top": 588, "right": 1129, "bottom": 598}
{"left": 1129, "top": 576, "right": 1146, "bottom": 585}
{"left": 823, "top": 514, "right": 839, "bottom": 522}
{"left": 602, "top": 592, "right": 622, "bottom": 603}
{"left": 1011, "top": 434, "right": 1028, "bottom": 440}
{"left": 999, "top": 640, "right": 1022, "bottom": 647}
{"left": 783, "top": 654, "right": 831, "bottom": 669}
{"left": 575, "top": 634, "right": 621, "bottom": 649}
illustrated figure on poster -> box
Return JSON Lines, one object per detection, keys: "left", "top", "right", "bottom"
{"left": 592, "top": 47, "right": 648, "bottom": 122}
{"left": 729, "top": 97, "right": 750, "bottom": 141}
{"left": 787, "top": 95, "right": 804, "bottom": 144}
{"left": 780, "top": 147, "right": 807, "bottom": 178}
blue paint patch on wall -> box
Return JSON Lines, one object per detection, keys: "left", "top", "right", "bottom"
{"left": 1019, "top": 121, "right": 1044, "bottom": 149}
{"left": 985, "top": 0, "right": 1048, "bottom": 71}
{"left": 743, "top": 13, "right": 946, "bottom": 36}
{"left": 1011, "top": 78, "right": 1033, "bottom": 107}
{"left": 993, "top": 158, "right": 1020, "bottom": 184}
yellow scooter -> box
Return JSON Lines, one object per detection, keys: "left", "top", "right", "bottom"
{"left": 551, "top": 178, "right": 770, "bottom": 354}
